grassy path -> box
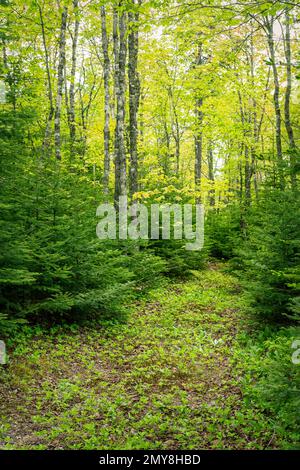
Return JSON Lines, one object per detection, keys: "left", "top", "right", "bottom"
{"left": 0, "top": 266, "right": 276, "bottom": 449}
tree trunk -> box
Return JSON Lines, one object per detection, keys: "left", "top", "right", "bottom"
{"left": 175, "top": 132, "right": 180, "bottom": 177}
{"left": 283, "top": 9, "right": 297, "bottom": 188}
{"left": 194, "top": 100, "right": 203, "bottom": 204}
{"left": 245, "top": 145, "right": 251, "bottom": 205}
{"left": 207, "top": 142, "right": 215, "bottom": 207}
{"left": 237, "top": 89, "right": 251, "bottom": 205}
{"left": 113, "top": 6, "right": 127, "bottom": 204}
{"left": 250, "top": 28, "right": 258, "bottom": 200}
{"left": 128, "top": 0, "right": 140, "bottom": 199}
{"left": 167, "top": 85, "right": 181, "bottom": 177}
{"left": 38, "top": 2, "right": 54, "bottom": 154}
{"left": 113, "top": 8, "right": 120, "bottom": 202}
{"left": 172, "top": 106, "right": 180, "bottom": 177}
{"left": 194, "top": 43, "right": 203, "bottom": 204}
{"left": 265, "top": 16, "right": 284, "bottom": 189}
{"left": 101, "top": 5, "right": 111, "bottom": 194}
{"left": 238, "top": 158, "right": 243, "bottom": 204}
{"left": 69, "top": 0, "right": 80, "bottom": 159}
{"left": 54, "top": 6, "right": 68, "bottom": 161}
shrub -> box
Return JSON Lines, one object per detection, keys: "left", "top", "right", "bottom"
{"left": 235, "top": 189, "right": 300, "bottom": 320}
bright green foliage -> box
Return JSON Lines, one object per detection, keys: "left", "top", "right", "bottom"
{"left": 0, "top": 106, "right": 165, "bottom": 326}
{"left": 2, "top": 268, "right": 298, "bottom": 450}
{"left": 149, "top": 238, "right": 206, "bottom": 277}
{"left": 236, "top": 325, "right": 300, "bottom": 449}
{"left": 205, "top": 206, "right": 243, "bottom": 260}
{"left": 0, "top": 109, "right": 38, "bottom": 321}
{"left": 235, "top": 189, "right": 300, "bottom": 320}
{"left": 0, "top": 0, "right": 299, "bottom": 452}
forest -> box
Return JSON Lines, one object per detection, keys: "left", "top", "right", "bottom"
{"left": 0, "top": 0, "right": 300, "bottom": 453}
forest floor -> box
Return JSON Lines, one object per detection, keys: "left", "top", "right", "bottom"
{"left": 0, "top": 264, "right": 281, "bottom": 449}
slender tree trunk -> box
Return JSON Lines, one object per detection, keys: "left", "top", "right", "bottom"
{"left": 78, "top": 63, "right": 97, "bottom": 157}
{"left": 38, "top": 2, "right": 54, "bottom": 154}
{"left": 64, "top": 59, "right": 70, "bottom": 126}
{"left": 101, "top": 5, "right": 111, "bottom": 194}
{"left": 207, "top": 142, "right": 215, "bottom": 206}
{"left": 162, "top": 121, "right": 171, "bottom": 176}
{"left": 283, "top": 9, "right": 295, "bottom": 149}
{"left": 139, "top": 87, "right": 145, "bottom": 143}
{"left": 54, "top": 6, "right": 68, "bottom": 161}
{"left": 118, "top": 11, "right": 127, "bottom": 199}
{"left": 172, "top": 106, "right": 180, "bottom": 177}
{"left": 238, "top": 157, "right": 243, "bottom": 204}
{"left": 69, "top": 0, "right": 80, "bottom": 159}
{"left": 238, "top": 89, "right": 251, "bottom": 205}
{"left": 175, "top": 132, "right": 180, "bottom": 177}
{"left": 283, "top": 9, "right": 297, "bottom": 188}
{"left": 128, "top": 0, "right": 140, "bottom": 199}
{"left": 194, "top": 100, "right": 203, "bottom": 204}
{"left": 167, "top": 85, "right": 181, "bottom": 177}
{"left": 265, "top": 16, "right": 284, "bottom": 188}
{"left": 245, "top": 145, "right": 251, "bottom": 205}
{"left": 114, "top": 6, "right": 127, "bottom": 204}
{"left": 250, "top": 29, "right": 258, "bottom": 200}
{"left": 113, "top": 8, "right": 120, "bottom": 202}
{"left": 194, "top": 42, "right": 203, "bottom": 204}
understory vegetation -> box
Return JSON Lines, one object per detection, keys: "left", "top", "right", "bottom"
{"left": 0, "top": 269, "right": 299, "bottom": 449}
{"left": 0, "top": 0, "right": 299, "bottom": 450}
